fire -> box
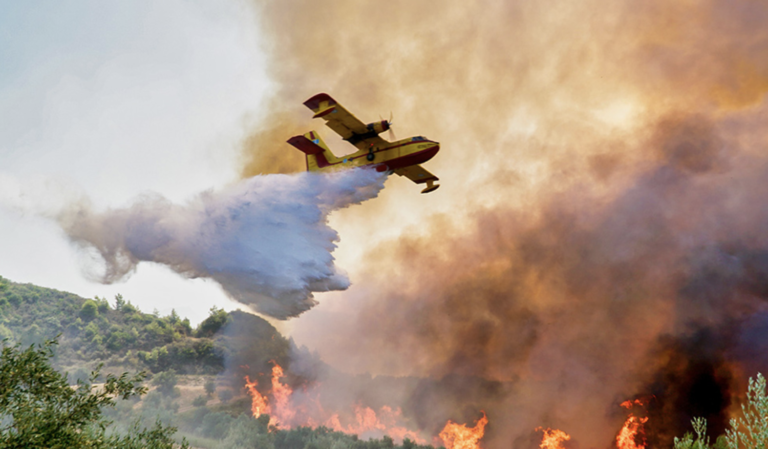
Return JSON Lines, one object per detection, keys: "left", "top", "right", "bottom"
{"left": 535, "top": 427, "right": 571, "bottom": 449}
{"left": 438, "top": 411, "right": 488, "bottom": 449}
{"left": 268, "top": 363, "right": 295, "bottom": 426}
{"left": 616, "top": 399, "right": 648, "bottom": 449}
{"left": 243, "top": 361, "right": 425, "bottom": 442}
{"left": 243, "top": 362, "right": 298, "bottom": 427}
{"left": 620, "top": 399, "right": 644, "bottom": 408}
{"left": 244, "top": 375, "right": 270, "bottom": 417}
{"left": 322, "top": 405, "right": 422, "bottom": 442}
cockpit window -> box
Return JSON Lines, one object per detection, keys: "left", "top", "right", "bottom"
{"left": 411, "top": 136, "right": 426, "bottom": 142}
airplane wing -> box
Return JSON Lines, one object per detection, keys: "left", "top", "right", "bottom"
{"left": 394, "top": 164, "right": 440, "bottom": 193}
{"left": 303, "top": 93, "right": 388, "bottom": 151}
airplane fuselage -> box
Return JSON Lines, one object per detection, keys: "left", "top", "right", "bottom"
{"left": 307, "top": 131, "right": 440, "bottom": 173}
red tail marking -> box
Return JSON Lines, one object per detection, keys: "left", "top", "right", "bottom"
{"left": 304, "top": 93, "right": 337, "bottom": 111}
{"left": 287, "top": 135, "right": 324, "bottom": 155}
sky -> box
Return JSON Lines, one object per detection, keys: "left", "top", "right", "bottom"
{"left": 0, "top": 0, "right": 270, "bottom": 323}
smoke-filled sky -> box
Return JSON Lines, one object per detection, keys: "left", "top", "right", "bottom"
{"left": 241, "top": 1, "right": 768, "bottom": 447}
{"left": 4, "top": 1, "right": 768, "bottom": 447}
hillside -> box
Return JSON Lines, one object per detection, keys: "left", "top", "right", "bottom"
{"left": 0, "top": 275, "right": 289, "bottom": 379}
{"left": 0, "top": 276, "right": 439, "bottom": 449}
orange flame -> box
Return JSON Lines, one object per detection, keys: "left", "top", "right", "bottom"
{"left": 322, "top": 405, "right": 423, "bottom": 442}
{"left": 244, "top": 375, "right": 270, "bottom": 417}
{"left": 616, "top": 399, "right": 648, "bottom": 449}
{"left": 535, "top": 427, "right": 571, "bottom": 449}
{"left": 244, "top": 362, "right": 425, "bottom": 442}
{"left": 620, "top": 399, "right": 645, "bottom": 408}
{"left": 268, "top": 363, "right": 295, "bottom": 427}
{"left": 439, "top": 411, "right": 488, "bottom": 449}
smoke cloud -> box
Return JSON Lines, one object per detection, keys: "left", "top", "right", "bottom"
{"left": 231, "top": 0, "right": 768, "bottom": 447}
{"left": 57, "top": 169, "right": 386, "bottom": 319}
{"left": 295, "top": 113, "right": 768, "bottom": 447}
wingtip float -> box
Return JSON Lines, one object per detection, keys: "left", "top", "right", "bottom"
{"left": 287, "top": 93, "right": 441, "bottom": 194}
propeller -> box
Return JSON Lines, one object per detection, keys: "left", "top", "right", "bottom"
{"left": 382, "top": 112, "right": 396, "bottom": 141}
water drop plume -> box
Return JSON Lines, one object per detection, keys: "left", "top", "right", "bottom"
{"left": 57, "top": 169, "right": 386, "bottom": 319}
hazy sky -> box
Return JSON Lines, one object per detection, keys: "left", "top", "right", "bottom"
{"left": 0, "top": 1, "right": 270, "bottom": 323}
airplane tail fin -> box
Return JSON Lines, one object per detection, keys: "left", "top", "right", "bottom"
{"left": 286, "top": 131, "right": 339, "bottom": 171}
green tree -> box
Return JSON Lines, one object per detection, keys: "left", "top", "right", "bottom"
{"left": 114, "top": 294, "right": 126, "bottom": 312}
{"left": 0, "top": 338, "right": 187, "bottom": 448}
{"left": 196, "top": 306, "right": 229, "bottom": 337}
{"left": 80, "top": 299, "right": 99, "bottom": 321}
{"left": 95, "top": 297, "right": 110, "bottom": 314}
{"left": 726, "top": 373, "right": 768, "bottom": 449}
{"left": 84, "top": 321, "right": 100, "bottom": 340}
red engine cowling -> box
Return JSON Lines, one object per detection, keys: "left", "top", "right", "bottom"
{"left": 366, "top": 120, "right": 390, "bottom": 135}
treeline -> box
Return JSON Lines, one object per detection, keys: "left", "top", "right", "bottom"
{"left": 0, "top": 276, "right": 290, "bottom": 379}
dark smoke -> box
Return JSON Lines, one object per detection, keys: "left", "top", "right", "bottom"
{"left": 640, "top": 329, "right": 733, "bottom": 447}
{"left": 291, "top": 112, "right": 768, "bottom": 447}
{"left": 635, "top": 241, "right": 768, "bottom": 445}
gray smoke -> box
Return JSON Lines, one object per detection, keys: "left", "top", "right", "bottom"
{"left": 57, "top": 169, "right": 386, "bottom": 319}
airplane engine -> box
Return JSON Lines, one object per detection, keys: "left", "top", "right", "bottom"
{"left": 365, "top": 120, "right": 390, "bottom": 135}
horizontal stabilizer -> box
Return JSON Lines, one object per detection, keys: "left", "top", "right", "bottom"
{"left": 421, "top": 181, "right": 440, "bottom": 194}
{"left": 287, "top": 135, "right": 325, "bottom": 155}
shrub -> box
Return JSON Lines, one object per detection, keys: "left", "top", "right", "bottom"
{"left": 95, "top": 297, "right": 110, "bottom": 313}
{"left": 84, "top": 321, "right": 99, "bottom": 340}
{"left": 106, "top": 331, "right": 134, "bottom": 351}
{"left": 201, "top": 412, "right": 235, "bottom": 439}
{"left": 7, "top": 292, "right": 21, "bottom": 306}
{"left": 726, "top": 373, "right": 768, "bottom": 449}
{"left": 204, "top": 379, "right": 216, "bottom": 397}
{"left": 152, "top": 370, "right": 180, "bottom": 397}
{"left": 80, "top": 300, "right": 99, "bottom": 321}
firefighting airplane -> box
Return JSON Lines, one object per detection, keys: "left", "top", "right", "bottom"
{"left": 287, "top": 93, "right": 441, "bottom": 193}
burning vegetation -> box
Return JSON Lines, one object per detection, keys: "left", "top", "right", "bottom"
{"left": 243, "top": 361, "right": 425, "bottom": 443}
{"left": 617, "top": 400, "right": 649, "bottom": 449}
{"left": 438, "top": 412, "right": 488, "bottom": 449}
{"left": 535, "top": 427, "right": 571, "bottom": 449}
